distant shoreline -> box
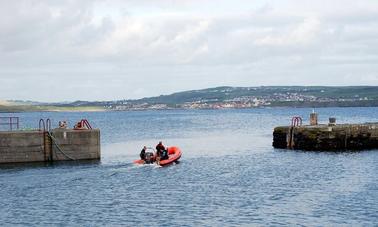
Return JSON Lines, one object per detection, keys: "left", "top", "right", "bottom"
{"left": 0, "top": 105, "right": 107, "bottom": 113}
{"left": 2, "top": 86, "right": 378, "bottom": 112}
{"left": 1, "top": 103, "right": 378, "bottom": 113}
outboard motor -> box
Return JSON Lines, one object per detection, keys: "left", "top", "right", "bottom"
{"left": 144, "top": 152, "right": 154, "bottom": 164}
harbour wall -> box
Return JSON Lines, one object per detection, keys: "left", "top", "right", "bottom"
{"left": 0, "top": 129, "right": 100, "bottom": 164}
{"left": 273, "top": 123, "right": 378, "bottom": 151}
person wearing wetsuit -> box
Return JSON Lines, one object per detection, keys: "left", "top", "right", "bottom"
{"left": 156, "top": 141, "right": 167, "bottom": 161}
{"left": 140, "top": 146, "right": 147, "bottom": 161}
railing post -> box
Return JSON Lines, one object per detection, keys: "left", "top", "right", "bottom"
{"left": 39, "top": 119, "right": 45, "bottom": 131}
{"left": 0, "top": 117, "right": 20, "bottom": 131}
{"left": 46, "top": 118, "right": 51, "bottom": 131}
{"left": 291, "top": 116, "right": 302, "bottom": 127}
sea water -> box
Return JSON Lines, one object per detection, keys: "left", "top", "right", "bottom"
{"left": 0, "top": 107, "right": 378, "bottom": 226}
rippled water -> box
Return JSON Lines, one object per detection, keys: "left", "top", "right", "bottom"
{"left": 1, "top": 108, "right": 378, "bottom": 226}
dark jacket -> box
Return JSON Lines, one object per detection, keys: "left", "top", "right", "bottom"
{"left": 156, "top": 144, "right": 165, "bottom": 156}
{"left": 140, "top": 148, "right": 146, "bottom": 160}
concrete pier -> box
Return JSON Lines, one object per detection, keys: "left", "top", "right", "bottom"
{"left": 273, "top": 123, "right": 378, "bottom": 151}
{"left": 0, "top": 129, "right": 100, "bottom": 164}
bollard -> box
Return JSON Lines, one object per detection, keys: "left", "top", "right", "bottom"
{"left": 329, "top": 117, "right": 336, "bottom": 126}
{"left": 310, "top": 113, "right": 318, "bottom": 126}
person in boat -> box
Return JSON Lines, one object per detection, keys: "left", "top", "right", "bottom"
{"left": 140, "top": 146, "right": 147, "bottom": 162}
{"left": 156, "top": 141, "right": 168, "bottom": 161}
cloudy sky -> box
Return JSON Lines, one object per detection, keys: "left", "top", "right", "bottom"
{"left": 1, "top": 0, "right": 377, "bottom": 101}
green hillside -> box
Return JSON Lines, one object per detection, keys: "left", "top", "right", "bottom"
{"left": 127, "top": 86, "right": 378, "bottom": 105}
{"left": 1, "top": 86, "right": 378, "bottom": 111}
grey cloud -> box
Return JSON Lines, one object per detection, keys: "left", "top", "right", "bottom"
{"left": 0, "top": 0, "right": 377, "bottom": 101}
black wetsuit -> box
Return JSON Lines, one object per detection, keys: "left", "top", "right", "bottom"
{"left": 156, "top": 144, "right": 169, "bottom": 160}
{"left": 156, "top": 144, "right": 166, "bottom": 159}
{"left": 140, "top": 148, "right": 146, "bottom": 160}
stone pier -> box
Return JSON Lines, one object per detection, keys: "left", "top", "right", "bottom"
{"left": 273, "top": 123, "right": 378, "bottom": 151}
{"left": 0, "top": 129, "right": 100, "bottom": 164}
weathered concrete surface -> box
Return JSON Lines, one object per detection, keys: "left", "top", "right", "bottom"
{"left": 0, "top": 129, "right": 100, "bottom": 164}
{"left": 0, "top": 131, "right": 45, "bottom": 163}
{"left": 50, "top": 129, "right": 101, "bottom": 161}
{"left": 273, "top": 123, "right": 378, "bottom": 151}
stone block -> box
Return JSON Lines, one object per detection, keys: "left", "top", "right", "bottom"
{"left": 273, "top": 123, "right": 378, "bottom": 151}
{"left": 0, "top": 129, "right": 101, "bottom": 164}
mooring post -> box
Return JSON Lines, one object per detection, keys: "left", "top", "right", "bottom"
{"left": 310, "top": 111, "right": 318, "bottom": 126}
{"left": 329, "top": 117, "right": 336, "bottom": 126}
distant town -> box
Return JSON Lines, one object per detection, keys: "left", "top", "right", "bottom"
{"left": 70, "top": 86, "right": 378, "bottom": 111}
{"left": 1, "top": 86, "right": 378, "bottom": 112}
{"left": 105, "top": 90, "right": 376, "bottom": 110}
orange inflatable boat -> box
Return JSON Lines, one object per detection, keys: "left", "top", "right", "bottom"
{"left": 133, "top": 146, "right": 182, "bottom": 166}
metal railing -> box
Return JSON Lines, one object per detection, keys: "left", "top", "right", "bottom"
{"left": 39, "top": 118, "right": 51, "bottom": 132}
{"left": 291, "top": 116, "right": 302, "bottom": 127}
{"left": 0, "top": 117, "right": 19, "bottom": 131}
{"left": 80, "top": 119, "right": 92, "bottom": 130}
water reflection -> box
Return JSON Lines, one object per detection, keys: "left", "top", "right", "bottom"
{"left": 0, "top": 108, "right": 378, "bottom": 225}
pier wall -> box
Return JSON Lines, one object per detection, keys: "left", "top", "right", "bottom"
{"left": 273, "top": 123, "right": 378, "bottom": 151}
{"left": 0, "top": 129, "right": 100, "bottom": 164}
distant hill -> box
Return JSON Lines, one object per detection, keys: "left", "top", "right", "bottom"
{"left": 49, "top": 86, "right": 378, "bottom": 110}
{"left": 124, "top": 86, "right": 378, "bottom": 105}
{"left": 1, "top": 86, "right": 378, "bottom": 112}
{"left": 0, "top": 100, "right": 12, "bottom": 106}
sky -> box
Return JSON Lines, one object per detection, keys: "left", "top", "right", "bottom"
{"left": 1, "top": 0, "right": 378, "bottom": 102}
